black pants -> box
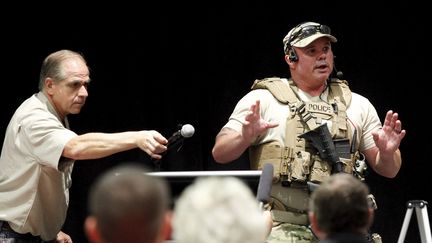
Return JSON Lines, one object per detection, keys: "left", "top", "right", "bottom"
{"left": 0, "top": 221, "right": 45, "bottom": 243}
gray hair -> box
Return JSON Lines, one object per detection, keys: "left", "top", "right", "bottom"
{"left": 172, "top": 176, "right": 268, "bottom": 243}
{"left": 38, "top": 49, "right": 87, "bottom": 91}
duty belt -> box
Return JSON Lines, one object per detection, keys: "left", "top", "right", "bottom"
{"left": 270, "top": 182, "right": 310, "bottom": 225}
{"left": 271, "top": 210, "right": 309, "bottom": 226}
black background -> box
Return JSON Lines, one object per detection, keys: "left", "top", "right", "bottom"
{"left": 1, "top": 2, "right": 430, "bottom": 242}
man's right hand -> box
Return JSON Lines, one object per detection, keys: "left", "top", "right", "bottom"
{"left": 242, "top": 100, "right": 279, "bottom": 143}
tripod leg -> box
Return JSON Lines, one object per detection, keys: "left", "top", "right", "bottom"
{"left": 397, "top": 208, "right": 413, "bottom": 243}
{"left": 415, "top": 207, "right": 432, "bottom": 243}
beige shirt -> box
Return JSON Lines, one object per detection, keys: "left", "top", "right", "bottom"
{"left": 224, "top": 78, "right": 381, "bottom": 152}
{"left": 0, "top": 92, "right": 77, "bottom": 241}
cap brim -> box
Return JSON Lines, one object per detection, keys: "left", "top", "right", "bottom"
{"left": 292, "top": 33, "right": 337, "bottom": 48}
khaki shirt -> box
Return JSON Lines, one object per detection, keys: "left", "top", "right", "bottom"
{"left": 0, "top": 92, "right": 76, "bottom": 241}
{"left": 224, "top": 78, "right": 381, "bottom": 152}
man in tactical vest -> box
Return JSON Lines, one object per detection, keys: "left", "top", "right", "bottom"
{"left": 212, "top": 21, "right": 406, "bottom": 243}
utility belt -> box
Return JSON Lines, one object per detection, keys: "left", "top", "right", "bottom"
{"left": 249, "top": 142, "right": 358, "bottom": 186}
{"left": 269, "top": 182, "right": 310, "bottom": 226}
{"left": 250, "top": 142, "right": 361, "bottom": 226}
{"left": 271, "top": 210, "right": 309, "bottom": 226}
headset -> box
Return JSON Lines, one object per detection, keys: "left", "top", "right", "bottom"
{"left": 287, "top": 48, "right": 299, "bottom": 62}
{"left": 284, "top": 22, "right": 307, "bottom": 62}
{"left": 285, "top": 22, "right": 331, "bottom": 62}
{"left": 285, "top": 23, "right": 344, "bottom": 82}
{"left": 285, "top": 23, "right": 303, "bottom": 62}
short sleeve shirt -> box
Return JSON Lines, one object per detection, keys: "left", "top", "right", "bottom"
{"left": 223, "top": 78, "right": 381, "bottom": 152}
{"left": 0, "top": 92, "right": 77, "bottom": 241}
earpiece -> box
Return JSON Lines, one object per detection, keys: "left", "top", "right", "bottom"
{"left": 285, "top": 22, "right": 305, "bottom": 62}
{"left": 288, "top": 48, "right": 298, "bottom": 62}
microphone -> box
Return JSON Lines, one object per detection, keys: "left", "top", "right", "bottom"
{"left": 152, "top": 124, "right": 195, "bottom": 171}
{"left": 166, "top": 124, "right": 195, "bottom": 151}
{"left": 333, "top": 56, "right": 344, "bottom": 79}
{"left": 336, "top": 71, "right": 344, "bottom": 79}
{"left": 256, "top": 163, "right": 274, "bottom": 210}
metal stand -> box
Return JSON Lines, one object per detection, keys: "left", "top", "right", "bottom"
{"left": 397, "top": 200, "right": 432, "bottom": 243}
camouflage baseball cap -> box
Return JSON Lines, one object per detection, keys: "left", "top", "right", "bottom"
{"left": 283, "top": 22, "right": 337, "bottom": 53}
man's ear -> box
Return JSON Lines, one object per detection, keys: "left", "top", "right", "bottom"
{"left": 367, "top": 207, "right": 375, "bottom": 228}
{"left": 45, "top": 78, "right": 55, "bottom": 95}
{"left": 84, "top": 216, "right": 102, "bottom": 243}
{"left": 161, "top": 210, "right": 173, "bottom": 240}
{"left": 308, "top": 211, "right": 326, "bottom": 240}
{"left": 284, "top": 54, "right": 297, "bottom": 68}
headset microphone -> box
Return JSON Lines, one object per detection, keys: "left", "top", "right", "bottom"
{"left": 336, "top": 71, "right": 344, "bottom": 80}
{"left": 333, "top": 56, "right": 344, "bottom": 79}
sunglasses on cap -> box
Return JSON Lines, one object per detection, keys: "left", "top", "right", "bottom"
{"left": 288, "top": 24, "right": 332, "bottom": 46}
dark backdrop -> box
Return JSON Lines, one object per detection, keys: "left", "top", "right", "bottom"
{"left": 1, "top": 2, "right": 430, "bottom": 243}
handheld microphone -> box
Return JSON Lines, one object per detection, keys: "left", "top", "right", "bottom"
{"left": 167, "top": 124, "right": 195, "bottom": 151}
{"left": 256, "top": 163, "right": 274, "bottom": 210}
{"left": 152, "top": 124, "right": 195, "bottom": 171}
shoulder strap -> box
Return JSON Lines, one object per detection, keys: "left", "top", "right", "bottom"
{"left": 251, "top": 77, "right": 298, "bottom": 104}
{"left": 328, "top": 78, "right": 352, "bottom": 107}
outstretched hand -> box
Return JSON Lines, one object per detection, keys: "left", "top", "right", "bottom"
{"left": 137, "top": 130, "right": 168, "bottom": 160}
{"left": 242, "top": 100, "right": 279, "bottom": 143}
{"left": 372, "top": 110, "right": 406, "bottom": 153}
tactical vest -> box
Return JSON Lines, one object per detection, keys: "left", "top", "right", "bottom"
{"left": 249, "top": 77, "right": 360, "bottom": 184}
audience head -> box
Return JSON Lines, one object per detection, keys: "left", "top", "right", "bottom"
{"left": 85, "top": 163, "right": 172, "bottom": 243}
{"left": 308, "top": 173, "right": 374, "bottom": 239}
{"left": 172, "top": 176, "right": 268, "bottom": 243}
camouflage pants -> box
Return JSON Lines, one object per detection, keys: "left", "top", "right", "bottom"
{"left": 266, "top": 222, "right": 318, "bottom": 243}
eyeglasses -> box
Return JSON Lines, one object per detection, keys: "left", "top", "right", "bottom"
{"left": 288, "top": 24, "right": 332, "bottom": 46}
